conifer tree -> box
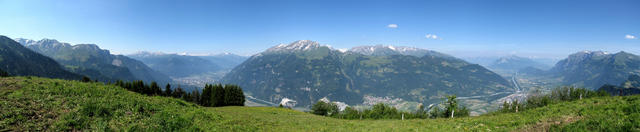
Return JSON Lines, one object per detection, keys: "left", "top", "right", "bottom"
{"left": 150, "top": 81, "right": 161, "bottom": 95}
{"left": 211, "top": 84, "right": 225, "bottom": 107}
{"left": 173, "top": 85, "right": 184, "bottom": 98}
{"left": 201, "top": 84, "right": 212, "bottom": 106}
{"left": 164, "top": 83, "right": 173, "bottom": 97}
{"left": 0, "top": 69, "right": 9, "bottom": 77}
{"left": 192, "top": 89, "right": 201, "bottom": 104}
{"left": 184, "top": 92, "right": 193, "bottom": 102}
{"left": 224, "top": 85, "right": 245, "bottom": 106}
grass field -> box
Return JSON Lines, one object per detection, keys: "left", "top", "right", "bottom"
{"left": 1, "top": 76, "right": 638, "bottom": 131}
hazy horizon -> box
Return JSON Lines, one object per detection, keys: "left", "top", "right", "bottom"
{"left": 2, "top": 0, "right": 639, "bottom": 59}
{"left": 7, "top": 36, "right": 634, "bottom": 60}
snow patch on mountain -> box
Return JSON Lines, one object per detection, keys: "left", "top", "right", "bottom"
{"left": 565, "top": 51, "right": 609, "bottom": 64}
{"left": 348, "top": 45, "right": 453, "bottom": 58}
{"left": 266, "top": 40, "right": 322, "bottom": 53}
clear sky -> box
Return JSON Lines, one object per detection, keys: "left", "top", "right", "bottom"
{"left": 1, "top": 0, "right": 639, "bottom": 58}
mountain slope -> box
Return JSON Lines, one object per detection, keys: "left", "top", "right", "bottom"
{"left": 550, "top": 51, "right": 640, "bottom": 89}
{"left": 597, "top": 75, "right": 640, "bottom": 96}
{"left": 1, "top": 76, "right": 637, "bottom": 131}
{"left": 16, "top": 38, "right": 171, "bottom": 83}
{"left": 0, "top": 36, "right": 80, "bottom": 80}
{"left": 223, "top": 40, "right": 513, "bottom": 109}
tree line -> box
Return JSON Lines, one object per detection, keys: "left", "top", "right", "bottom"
{"left": 0, "top": 69, "right": 9, "bottom": 77}
{"left": 497, "top": 86, "right": 609, "bottom": 113}
{"left": 108, "top": 79, "right": 245, "bottom": 107}
{"left": 310, "top": 95, "right": 469, "bottom": 120}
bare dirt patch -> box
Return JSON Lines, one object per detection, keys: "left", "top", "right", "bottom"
{"left": 0, "top": 77, "right": 22, "bottom": 92}
{"left": 515, "top": 116, "right": 583, "bottom": 132}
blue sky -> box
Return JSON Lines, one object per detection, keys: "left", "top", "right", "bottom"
{"left": 1, "top": 0, "right": 639, "bottom": 58}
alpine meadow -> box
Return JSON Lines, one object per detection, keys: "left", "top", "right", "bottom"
{"left": 1, "top": 0, "right": 640, "bottom": 131}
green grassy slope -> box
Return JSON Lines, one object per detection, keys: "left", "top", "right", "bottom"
{"left": 1, "top": 77, "right": 638, "bottom": 131}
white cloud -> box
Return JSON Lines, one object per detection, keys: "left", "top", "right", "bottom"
{"left": 625, "top": 34, "right": 637, "bottom": 39}
{"left": 425, "top": 34, "right": 441, "bottom": 40}
{"left": 387, "top": 24, "right": 398, "bottom": 29}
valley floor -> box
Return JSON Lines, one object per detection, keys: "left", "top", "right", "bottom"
{"left": 1, "top": 77, "right": 638, "bottom": 131}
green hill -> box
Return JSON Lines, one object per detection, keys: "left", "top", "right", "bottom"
{"left": 1, "top": 77, "right": 638, "bottom": 131}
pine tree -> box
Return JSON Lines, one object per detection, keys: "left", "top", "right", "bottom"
{"left": 173, "top": 85, "right": 184, "bottom": 98}
{"left": 501, "top": 101, "right": 511, "bottom": 112}
{"left": 0, "top": 69, "right": 10, "bottom": 77}
{"left": 150, "top": 82, "right": 161, "bottom": 95}
{"left": 211, "top": 84, "right": 225, "bottom": 107}
{"left": 224, "top": 85, "right": 245, "bottom": 106}
{"left": 192, "top": 89, "right": 201, "bottom": 104}
{"left": 183, "top": 92, "right": 193, "bottom": 102}
{"left": 201, "top": 84, "right": 212, "bottom": 106}
{"left": 232, "top": 85, "right": 245, "bottom": 106}
{"left": 164, "top": 83, "right": 173, "bottom": 97}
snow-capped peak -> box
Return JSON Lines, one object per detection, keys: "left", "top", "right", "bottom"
{"left": 265, "top": 40, "right": 322, "bottom": 53}
{"left": 13, "top": 38, "right": 77, "bottom": 48}
{"left": 569, "top": 51, "right": 608, "bottom": 59}
{"left": 13, "top": 38, "right": 37, "bottom": 46}
{"left": 563, "top": 50, "right": 610, "bottom": 64}
{"left": 347, "top": 45, "right": 457, "bottom": 58}
{"left": 349, "top": 45, "right": 427, "bottom": 56}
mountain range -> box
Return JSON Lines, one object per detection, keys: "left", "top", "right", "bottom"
{"left": 0, "top": 36, "right": 81, "bottom": 80}
{"left": 549, "top": 51, "right": 640, "bottom": 90}
{"left": 15, "top": 38, "right": 171, "bottom": 84}
{"left": 223, "top": 40, "right": 513, "bottom": 110}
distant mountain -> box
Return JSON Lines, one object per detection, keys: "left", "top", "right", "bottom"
{"left": 128, "top": 52, "right": 247, "bottom": 86}
{"left": 198, "top": 53, "right": 248, "bottom": 69}
{"left": 551, "top": 51, "right": 640, "bottom": 89}
{"left": 15, "top": 38, "right": 171, "bottom": 84}
{"left": 223, "top": 40, "right": 513, "bottom": 109}
{"left": 128, "top": 52, "right": 222, "bottom": 77}
{"left": 488, "top": 55, "right": 551, "bottom": 75}
{"left": 0, "top": 36, "right": 80, "bottom": 79}
{"left": 349, "top": 45, "right": 457, "bottom": 59}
